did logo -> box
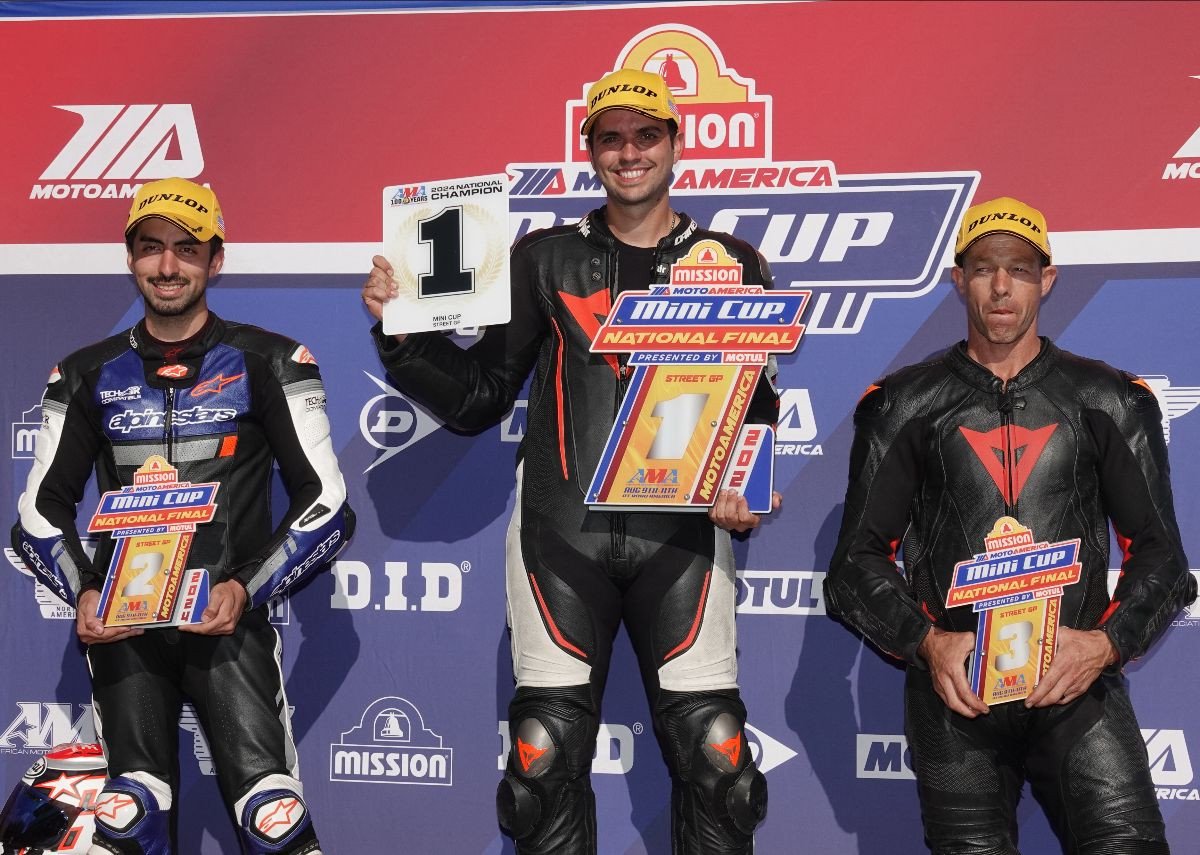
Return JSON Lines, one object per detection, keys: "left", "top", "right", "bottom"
{"left": 775, "top": 389, "right": 822, "bottom": 457}
{"left": 331, "top": 559, "right": 467, "bottom": 613}
{"left": 331, "top": 697, "right": 453, "bottom": 786}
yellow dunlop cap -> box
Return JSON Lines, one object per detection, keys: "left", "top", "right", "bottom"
{"left": 955, "top": 196, "right": 1050, "bottom": 264}
{"left": 125, "top": 177, "right": 225, "bottom": 242}
{"left": 581, "top": 68, "right": 680, "bottom": 135}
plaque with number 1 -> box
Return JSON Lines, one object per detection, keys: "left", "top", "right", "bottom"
{"left": 381, "top": 173, "right": 511, "bottom": 335}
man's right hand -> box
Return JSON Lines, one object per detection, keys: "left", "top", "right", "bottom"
{"left": 918, "top": 626, "right": 989, "bottom": 718}
{"left": 362, "top": 255, "right": 406, "bottom": 343}
{"left": 75, "top": 589, "right": 143, "bottom": 645}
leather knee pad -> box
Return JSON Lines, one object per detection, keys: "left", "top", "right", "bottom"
{"left": 496, "top": 685, "right": 598, "bottom": 853}
{"left": 90, "top": 772, "right": 171, "bottom": 855}
{"left": 234, "top": 773, "right": 320, "bottom": 855}
{"left": 655, "top": 689, "right": 768, "bottom": 848}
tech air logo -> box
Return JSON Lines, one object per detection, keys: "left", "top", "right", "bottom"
{"left": 776, "top": 389, "right": 822, "bottom": 456}
{"left": 1162, "top": 76, "right": 1200, "bottom": 180}
{"left": 359, "top": 372, "right": 445, "bottom": 473}
{"left": 0, "top": 703, "right": 96, "bottom": 755}
{"left": 331, "top": 696, "right": 453, "bottom": 786}
{"left": 33, "top": 104, "right": 204, "bottom": 200}
{"left": 856, "top": 734, "right": 916, "bottom": 780}
{"left": 499, "top": 722, "right": 635, "bottom": 775}
{"left": 1142, "top": 728, "right": 1199, "bottom": 800}
{"left": 510, "top": 23, "right": 977, "bottom": 335}
{"left": 736, "top": 570, "right": 824, "bottom": 615}
{"left": 1138, "top": 374, "right": 1200, "bottom": 444}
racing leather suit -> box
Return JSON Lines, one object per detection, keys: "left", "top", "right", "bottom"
{"left": 374, "top": 209, "right": 774, "bottom": 854}
{"left": 826, "top": 339, "right": 1195, "bottom": 854}
{"left": 13, "top": 314, "right": 355, "bottom": 855}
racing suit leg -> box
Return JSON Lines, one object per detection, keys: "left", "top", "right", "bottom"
{"left": 180, "top": 609, "right": 320, "bottom": 855}
{"left": 87, "top": 634, "right": 182, "bottom": 855}
{"left": 905, "top": 667, "right": 1023, "bottom": 855}
{"left": 624, "top": 520, "right": 767, "bottom": 854}
{"left": 496, "top": 476, "right": 623, "bottom": 855}
{"left": 1025, "top": 672, "right": 1168, "bottom": 855}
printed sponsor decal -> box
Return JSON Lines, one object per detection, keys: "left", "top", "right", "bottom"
{"left": 330, "top": 696, "right": 453, "bottom": 786}
{"left": 358, "top": 373, "right": 444, "bottom": 473}
{"left": 331, "top": 560, "right": 467, "bottom": 613}
{"left": 510, "top": 23, "right": 977, "bottom": 336}
{"left": 33, "top": 104, "right": 204, "bottom": 200}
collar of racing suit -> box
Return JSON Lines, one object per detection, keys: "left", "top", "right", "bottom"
{"left": 577, "top": 206, "right": 698, "bottom": 252}
{"left": 943, "top": 336, "right": 1058, "bottom": 396}
{"left": 128, "top": 313, "right": 225, "bottom": 363}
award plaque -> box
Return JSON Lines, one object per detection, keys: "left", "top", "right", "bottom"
{"left": 946, "top": 517, "right": 1083, "bottom": 705}
{"left": 585, "top": 239, "right": 809, "bottom": 511}
{"left": 89, "top": 456, "right": 216, "bottom": 628}
{"left": 381, "top": 173, "right": 510, "bottom": 335}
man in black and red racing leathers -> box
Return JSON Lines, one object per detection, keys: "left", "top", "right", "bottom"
{"left": 825, "top": 195, "right": 1196, "bottom": 854}
{"left": 12, "top": 178, "right": 354, "bottom": 855}
{"left": 362, "top": 70, "right": 779, "bottom": 854}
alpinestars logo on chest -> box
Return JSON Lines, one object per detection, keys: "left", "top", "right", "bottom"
{"left": 959, "top": 424, "right": 1058, "bottom": 504}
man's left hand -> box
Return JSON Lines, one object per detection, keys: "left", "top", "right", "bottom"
{"left": 178, "top": 580, "right": 247, "bottom": 636}
{"left": 1024, "top": 626, "right": 1117, "bottom": 708}
{"left": 708, "top": 489, "right": 782, "bottom": 533}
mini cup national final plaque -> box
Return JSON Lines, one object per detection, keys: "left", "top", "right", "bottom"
{"left": 382, "top": 174, "right": 511, "bottom": 335}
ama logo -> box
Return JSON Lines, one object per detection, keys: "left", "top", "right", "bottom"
{"left": 509, "top": 23, "right": 977, "bottom": 335}
{"left": 776, "top": 389, "right": 822, "bottom": 456}
{"left": 33, "top": 104, "right": 204, "bottom": 200}
{"left": 1142, "top": 728, "right": 1198, "bottom": 800}
{"left": 0, "top": 704, "right": 95, "bottom": 756}
{"left": 390, "top": 184, "right": 429, "bottom": 206}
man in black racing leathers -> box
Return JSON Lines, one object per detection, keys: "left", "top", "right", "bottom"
{"left": 12, "top": 178, "right": 355, "bottom": 855}
{"left": 362, "top": 69, "right": 778, "bottom": 854}
{"left": 825, "top": 196, "right": 1196, "bottom": 854}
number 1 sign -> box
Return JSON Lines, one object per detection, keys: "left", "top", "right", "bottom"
{"left": 381, "top": 174, "right": 511, "bottom": 335}
{"left": 585, "top": 240, "right": 809, "bottom": 512}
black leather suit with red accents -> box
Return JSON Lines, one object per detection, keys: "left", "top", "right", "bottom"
{"left": 374, "top": 208, "right": 775, "bottom": 854}
{"left": 826, "top": 339, "right": 1195, "bottom": 854}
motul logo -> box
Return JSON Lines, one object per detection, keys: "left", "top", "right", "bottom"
{"left": 42, "top": 104, "right": 203, "bottom": 180}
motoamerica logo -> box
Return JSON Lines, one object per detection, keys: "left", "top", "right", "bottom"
{"left": 330, "top": 696, "right": 452, "bottom": 786}
{"left": 508, "top": 22, "right": 978, "bottom": 336}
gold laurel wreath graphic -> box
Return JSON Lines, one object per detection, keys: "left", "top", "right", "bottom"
{"left": 391, "top": 201, "right": 507, "bottom": 295}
